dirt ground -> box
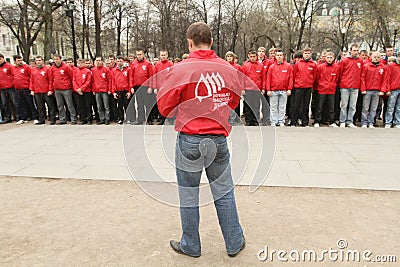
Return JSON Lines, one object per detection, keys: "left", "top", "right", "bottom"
{"left": 0, "top": 176, "right": 399, "bottom": 267}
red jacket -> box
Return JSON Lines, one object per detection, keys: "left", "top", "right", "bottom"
{"left": 30, "top": 65, "right": 53, "bottom": 93}
{"left": 293, "top": 59, "right": 317, "bottom": 88}
{"left": 130, "top": 59, "right": 154, "bottom": 87}
{"left": 242, "top": 60, "right": 265, "bottom": 90}
{"left": 315, "top": 62, "right": 339, "bottom": 94}
{"left": 51, "top": 62, "right": 73, "bottom": 90}
{"left": 111, "top": 66, "right": 131, "bottom": 93}
{"left": 0, "top": 61, "right": 14, "bottom": 89}
{"left": 228, "top": 61, "right": 242, "bottom": 72}
{"left": 266, "top": 62, "right": 293, "bottom": 91}
{"left": 157, "top": 50, "right": 241, "bottom": 136}
{"left": 153, "top": 59, "right": 173, "bottom": 89}
{"left": 13, "top": 64, "right": 31, "bottom": 89}
{"left": 91, "top": 65, "right": 111, "bottom": 93}
{"left": 386, "top": 63, "right": 400, "bottom": 92}
{"left": 361, "top": 61, "right": 387, "bottom": 92}
{"left": 73, "top": 67, "right": 92, "bottom": 93}
{"left": 339, "top": 56, "right": 363, "bottom": 89}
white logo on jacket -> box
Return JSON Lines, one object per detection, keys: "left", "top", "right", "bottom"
{"left": 82, "top": 74, "right": 86, "bottom": 79}
{"left": 357, "top": 63, "right": 361, "bottom": 68}
{"left": 60, "top": 70, "right": 65, "bottom": 75}
{"left": 40, "top": 71, "right": 45, "bottom": 76}
{"left": 123, "top": 71, "right": 128, "bottom": 76}
{"left": 195, "top": 72, "right": 229, "bottom": 110}
{"left": 3, "top": 68, "right": 7, "bottom": 73}
{"left": 379, "top": 69, "right": 384, "bottom": 75}
{"left": 142, "top": 65, "right": 146, "bottom": 71}
{"left": 102, "top": 73, "right": 106, "bottom": 79}
{"left": 20, "top": 69, "right": 24, "bottom": 73}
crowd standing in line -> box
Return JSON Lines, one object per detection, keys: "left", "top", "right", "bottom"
{"left": 0, "top": 43, "right": 399, "bottom": 129}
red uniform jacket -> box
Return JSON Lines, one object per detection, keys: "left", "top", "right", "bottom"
{"left": 157, "top": 50, "right": 241, "bottom": 136}
{"left": 73, "top": 67, "right": 92, "bottom": 93}
{"left": 242, "top": 60, "right": 265, "bottom": 90}
{"left": 51, "top": 62, "right": 73, "bottom": 90}
{"left": 30, "top": 65, "right": 53, "bottom": 93}
{"left": 91, "top": 66, "right": 111, "bottom": 93}
{"left": 111, "top": 66, "right": 131, "bottom": 93}
{"left": 266, "top": 62, "right": 293, "bottom": 91}
{"left": 339, "top": 56, "right": 363, "bottom": 89}
{"left": 130, "top": 59, "right": 154, "bottom": 87}
{"left": 153, "top": 59, "right": 173, "bottom": 89}
{"left": 315, "top": 62, "right": 339, "bottom": 95}
{"left": 386, "top": 63, "right": 400, "bottom": 92}
{"left": 13, "top": 64, "right": 31, "bottom": 89}
{"left": 0, "top": 61, "right": 14, "bottom": 89}
{"left": 293, "top": 59, "right": 317, "bottom": 89}
{"left": 361, "top": 61, "right": 387, "bottom": 92}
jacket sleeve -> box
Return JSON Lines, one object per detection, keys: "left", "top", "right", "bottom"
{"left": 129, "top": 65, "right": 135, "bottom": 89}
{"left": 48, "top": 68, "right": 54, "bottom": 93}
{"left": 313, "top": 65, "right": 320, "bottom": 91}
{"left": 380, "top": 66, "right": 388, "bottom": 92}
{"left": 111, "top": 69, "right": 116, "bottom": 94}
{"left": 360, "top": 65, "right": 367, "bottom": 92}
{"left": 266, "top": 66, "right": 272, "bottom": 91}
{"left": 288, "top": 64, "right": 294, "bottom": 91}
{"left": 72, "top": 70, "right": 79, "bottom": 91}
{"left": 29, "top": 70, "right": 34, "bottom": 92}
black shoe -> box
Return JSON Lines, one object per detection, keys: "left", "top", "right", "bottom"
{"left": 118, "top": 120, "right": 123, "bottom": 125}
{"left": 228, "top": 236, "right": 246, "bottom": 258}
{"left": 87, "top": 121, "right": 92, "bottom": 125}
{"left": 105, "top": 120, "right": 110, "bottom": 125}
{"left": 71, "top": 121, "right": 77, "bottom": 125}
{"left": 79, "top": 121, "right": 87, "bottom": 125}
{"left": 57, "top": 121, "right": 67, "bottom": 125}
{"left": 4, "top": 119, "right": 11, "bottom": 124}
{"left": 35, "top": 121, "right": 45, "bottom": 125}
{"left": 97, "top": 121, "right": 105, "bottom": 125}
{"left": 50, "top": 121, "right": 56, "bottom": 125}
{"left": 169, "top": 240, "right": 200, "bottom": 258}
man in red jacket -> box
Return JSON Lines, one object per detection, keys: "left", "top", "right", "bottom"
{"left": 111, "top": 56, "right": 131, "bottom": 124}
{"left": 92, "top": 56, "right": 111, "bottom": 125}
{"left": 384, "top": 55, "right": 400, "bottom": 128}
{"left": 225, "top": 51, "right": 242, "bottom": 124}
{"left": 314, "top": 52, "right": 339, "bottom": 128}
{"left": 360, "top": 51, "right": 387, "bottom": 128}
{"left": 0, "top": 53, "right": 15, "bottom": 123}
{"left": 13, "top": 55, "right": 39, "bottom": 125}
{"left": 338, "top": 44, "right": 363, "bottom": 128}
{"left": 258, "top": 46, "right": 272, "bottom": 126}
{"left": 51, "top": 54, "right": 77, "bottom": 124}
{"left": 291, "top": 47, "right": 317, "bottom": 127}
{"left": 266, "top": 49, "right": 293, "bottom": 127}
{"left": 157, "top": 22, "right": 244, "bottom": 258}
{"left": 30, "top": 56, "right": 57, "bottom": 125}
{"left": 73, "top": 59, "right": 93, "bottom": 125}
{"left": 130, "top": 49, "right": 154, "bottom": 125}
{"left": 242, "top": 50, "right": 265, "bottom": 126}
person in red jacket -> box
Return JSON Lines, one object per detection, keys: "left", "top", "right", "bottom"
{"left": 242, "top": 50, "right": 265, "bottom": 126}
{"left": 51, "top": 54, "right": 77, "bottom": 124}
{"left": 130, "top": 49, "right": 154, "bottom": 124}
{"left": 92, "top": 56, "right": 111, "bottom": 125}
{"left": 258, "top": 46, "right": 273, "bottom": 126}
{"left": 13, "top": 55, "right": 39, "bottom": 125}
{"left": 157, "top": 21, "right": 244, "bottom": 258}
{"left": 360, "top": 51, "right": 387, "bottom": 128}
{"left": 385, "top": 56, "right": 400, "bottom": 128}
{"left": 291, "top": 47, "right": 317, "bottom": 127}
{"left": 0, "top": 53, "right": 15, "bottom": 123}
{"left": 30, "top": 56, "right": 57, "bottom": 125}
{"left": 153, "top": 50, "right": 173, "bottom": 125}
{"left": 225, "top": 51, "right": 242, "bottom": 125}
{"left": 266, "top": 49, "right": 293, "bottom": 126}
{"left": 313, "top": 52, "right": 339, "bottom": 128}
{"left": 338, "top": 44, "right": 363, "bottom": 128}
{"left": 73, "top": 58, "right": 93, "bottom": 124}
{"left": 111, "top": 56, "right": 131, "bottom": 124}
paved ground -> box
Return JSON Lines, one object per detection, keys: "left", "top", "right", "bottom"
{"left": 0, "top": 122, "right": 399, "bottom": 266}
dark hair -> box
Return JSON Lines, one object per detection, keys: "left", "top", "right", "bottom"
{"left": 247, "top": 50, "right": 257, "bottom": 55}
{"left": 186, "top": 22, "right": 212, "bottom": 46}
{"left": 117, "top": 55, "right": 124, "bottom": 60}
{"left": 13, "top": 55, "right": 22, "bottom": 60}
{"left": 303, "top": 47, "right": 312, "bottom": 52}
{"left": 66, "top": 57, "right": 73, "bottom": 61}
{"left": 108, "top": 54, "right": 116, "bottom": 59}
{"left": 53, "top": 54, "right": 62, "bottom": 59}
{"left": 136, "top": 48, "right": 144, "bottom": 53}
{"left": 294, "top": 51, "right": 303, "bottom": 59}
{"left": 35, "top": 56, "right": 43, "bottom": 60}
{"left": 0, "top": 53, "right": 4, "bottom": 59}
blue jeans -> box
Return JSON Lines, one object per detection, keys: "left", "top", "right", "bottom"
{"left": 361, "top": 91, "right": 379, "bottom": 126}
{"left": 55, "top": 89, "right": 77, "bottom": 122}
{"left": 340, "top": 88, "right": 359, "bottom": 124}
{"left": 0, "top": 88, "right": 18, "bottom": 121}
{"left": 385, "top": 90, "right": 400, "bottom": 126}
{"left": 175, "top": 133, "right": 243, "bottom": 257}
{"left": 269, "top": 90, "right": 287, "bottom": 124}
{"left": 95, "top": 92, "right": 110, "bottom": 122}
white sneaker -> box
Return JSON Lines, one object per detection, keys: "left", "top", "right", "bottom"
{"left": 394, "top": 125, "right": 400, "bottom": 129}
{"left": 279, "top": 123, "right": 285, "bottom": 127}
{"left": 385, "top": 124, "right": 391, "bottom": 128}
{"left": 329, "top": 123, "right": 338, "bottom": 128}
{"left": 33, "top": 119, "right": 39, "bottom": 124}
{"left": 270, "top": 123, "right": 276, "bottom": 127}
{"left": 314, "top": 123, "right": 320, "bottom": 128}
{"left": 340, "top": 123, "right": 346, "bottom": 128}
{"left": 368, "top": 124, "right": 375, "bottom": 128}
{"left": 16, "top": 120, "right": 25, "bottom": 125}
{"left": 361, "top": 125, "right": 367, "bottom": 128}
{"left": 347, "top": 123, "right": 357, "bottom": 128}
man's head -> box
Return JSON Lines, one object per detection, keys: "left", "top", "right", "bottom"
{"left": 160, "top": 50, "right": 169, "bottom": 61}
{"left": 186, "top": 22, "right": 213, "bottom": 51}
{"left": 108, "top": 54, "right": 116, "bottom": 66}
{"left": 258, "top": 47, "right": 266, "bottom": 60}
{"left": 326, "top": 52, "right": 335, "bottom": 64}
{"left": 0, "top": 53, "right": 5, "bottom": 64}
{"left": 386, "top": 47, "right": 394, "bottom": 57}
{"left": 173, "top": 58, "right": 181, "bottom": 64}
{"left": 66, "top": 57, "right": 74, "bottom": 67}
{"left": 95, "top": 56, "right": 103, "bottom": 67}
{"left": 128, "top": 54, "right": 135, "bottom": 63}
{"left": 275, "top": 49, "right": 284, "bottom": 63}
{"left": 85, "top": 59, "right": 92, "bottom": 68}
{"left": 13, "top": 55, "right": 23, "bottom": 66}
{"left": 77, "top": 58, "right": 85, "bottom": 68}
{"left": 116, "top": 55, "right": 124, "bottom": 67}
{"left": 302, "top": 48, "right": 312, "bottom": 60}
{"left": 359, "top": 50, "right": 368, "bottom": 60}
{"left": 350, "top": 44, "right": 359, "bottom": 58}
{"left": 53, "top": 54, "right": 62, "bottom": 66}
{"left": 136, "top": 49, "right": 144, "bottom": 61}
{"left": 248, "top": 50, "right": 257, "bottom": 63}
{"left": 225, "top": 51, "right": 235, "bottom": 63}
{"left": 35, "top": 56, "right": 44, "bottom": 67}
{"left": 269, "top": 48, "right": 276, "bottom": 58}
{"left": 371, "top": 51, "right": 381, "bottom": 63}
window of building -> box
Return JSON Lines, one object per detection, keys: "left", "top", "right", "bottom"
{"left": 2, "top": 34, "right": 7, "bottom": 47}
{"left": 322, "top": 9, "right": 328, "bottom": 16}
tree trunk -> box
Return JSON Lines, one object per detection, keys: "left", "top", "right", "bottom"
{"left": 43, "top": 0, "right": 53, "bottom": 60}
{"left": 94, "top": 0, "right": 102, "bottom": 57}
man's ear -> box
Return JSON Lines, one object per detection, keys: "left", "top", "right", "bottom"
{"left": 210, "top": 38, "right": 213, "bottom": 48}
{"left": 187, "top": 39, "right": 193, "bottom": 51}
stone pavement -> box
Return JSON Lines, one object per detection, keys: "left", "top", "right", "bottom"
{"left": 0, "top": 124, "right": 399, "bottom": 191}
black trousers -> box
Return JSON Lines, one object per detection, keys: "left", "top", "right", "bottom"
{"left": 91, "top": 94, "right": 99, "bottom": 121}
{"left": 109, "top": 93, "right": 118, "bottom": 121}
{"left": 34, "top": 93, "right": 56, "bottom": 123}
{"left": 334, "top": 87, "right": 341, "bottom": 121}
{"left": 314, "top": 94, "right": 335, "bottom": 124}
{"left": 135, "top": 86, "right": 155, "bottom": 123}
{"left": 354, "top": 91, "right": 363, "bottom": 123}
{"left": 78, "top": 92, "right": 93, "bottom": 122}
{"left": 292, "top": 88, "right": 312, "bottom": 126}
{"left": 115, "top": 90, "right": 131, "bottom": 121}
{"left": 244, "top": 90, "right": 261, "bottom": 126}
